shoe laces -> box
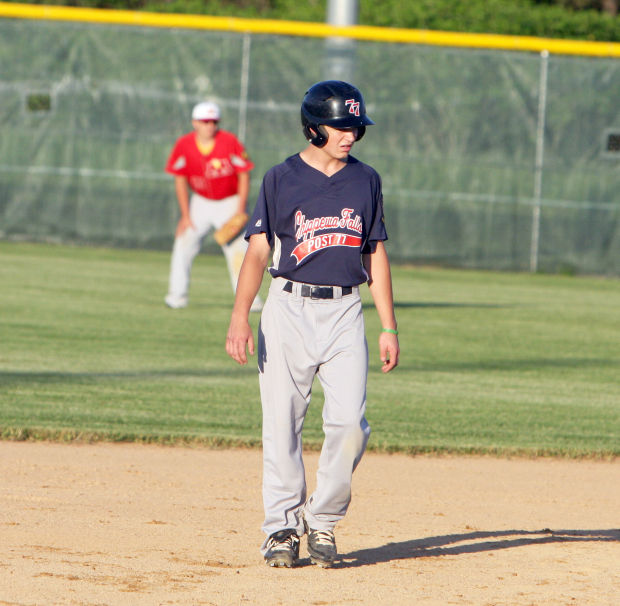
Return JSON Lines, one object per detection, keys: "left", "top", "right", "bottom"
{"left": 268, "top": 531, "right": 298, "bottom": 551}
{"left": 311, "top": 529, "right": 335, "bottom": 546}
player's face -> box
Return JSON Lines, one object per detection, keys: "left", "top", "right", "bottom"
{"left": 321, "top": 125, "right": 358, "bottom": 159}
{"left": 193, "top": 119, "right": 219, "bottom": 140}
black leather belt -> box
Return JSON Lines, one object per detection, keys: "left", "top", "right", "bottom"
{"left": 283, "top": 280, "right": 353, "bottom": 299}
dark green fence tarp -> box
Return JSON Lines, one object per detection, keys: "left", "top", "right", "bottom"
{"left": 1, "top": 19, "right": 619, "bottom": 274}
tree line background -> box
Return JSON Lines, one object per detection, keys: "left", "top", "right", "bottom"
{"left": 4, "top": 0, "right": 620, "bottom": 42}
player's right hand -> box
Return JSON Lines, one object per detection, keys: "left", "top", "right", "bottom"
{"left": 175, "top": 215, "right": 195, "bottom": 237}
{"left": 225, "top": 317, "right": 254, "bottom": 365}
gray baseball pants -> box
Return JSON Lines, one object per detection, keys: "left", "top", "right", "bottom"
{"left": 258, "top": 276, "right": 371, "bottom": 551}
{"left": 166, "top": 193, "right": 246, "bottom": 304}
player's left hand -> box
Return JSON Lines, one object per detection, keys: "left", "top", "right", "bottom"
{"left": 379, "top": 332, "right": 399, "bottom": 373}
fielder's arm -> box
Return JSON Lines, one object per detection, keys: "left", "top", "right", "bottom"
{"left": 363, "top": 241, "right": 400, "bottom": 373}
{"left": 226, "top": 233, "right": 271, "bottom": 365}
{"left": 236, "top": 171, "right": 250, "bottom": 215}
{"left": 174, "top": 175, "right": 194, "bottom": 236}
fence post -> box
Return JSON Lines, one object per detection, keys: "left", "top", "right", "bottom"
{"left": 323, "top": 0, "right": 358, "bottom": 80}
{"left": 530, "top": 49, "right": 549, "bottom": 273}
{"left": 238, "top": 32, "right": 251, "bottom": 143}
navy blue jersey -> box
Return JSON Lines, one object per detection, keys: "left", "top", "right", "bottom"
{"left": 246, "top": 154, "right": 387, "bottom": 286}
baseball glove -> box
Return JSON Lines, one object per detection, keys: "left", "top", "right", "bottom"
{"left": 214, "top": 212, "right": 249, "bottom": 246}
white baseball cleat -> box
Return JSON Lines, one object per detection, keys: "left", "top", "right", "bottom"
{"left": 306, "top": 527, "right": 337, "bottom": 568}
{"left": 263, "top": 530, "right": 300, "bottom": 568}
{"left": 250, "top": 297, "right": 264, "bottom": 313}
{"left": 165, "top": 295, "right": 188, "bottom": 309}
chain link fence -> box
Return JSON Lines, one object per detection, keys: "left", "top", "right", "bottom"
{"left": 1, "top": 16, "right": 619, "bottom": 274}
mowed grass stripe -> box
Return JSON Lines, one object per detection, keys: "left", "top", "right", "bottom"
{"left": 1, "top": 241, "right": 618, "bottom": 457}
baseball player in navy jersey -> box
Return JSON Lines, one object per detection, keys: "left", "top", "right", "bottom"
{"left": 226, "top": 81, "right": 399, "bottom": 568}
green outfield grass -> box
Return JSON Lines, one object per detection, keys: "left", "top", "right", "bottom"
{"left": 1, "top": 241, "right": 618, "bottom": 457}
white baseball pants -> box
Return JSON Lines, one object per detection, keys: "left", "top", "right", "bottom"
{"left": 258, "top": 277, "right": 371, "bottom": 550}
{"left": 166, "top": 193, "right": 248, "bottom": 305}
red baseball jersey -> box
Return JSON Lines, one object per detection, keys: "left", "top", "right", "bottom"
{"left": 165, "top": 130, "right": 254, "bottom": 200}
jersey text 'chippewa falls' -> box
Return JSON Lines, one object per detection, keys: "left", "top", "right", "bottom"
{"left": 292, "top": 208, "right": 363, "bottom": 263}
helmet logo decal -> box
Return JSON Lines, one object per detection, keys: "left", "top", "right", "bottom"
{"left": 345, "top": 99, "right": 360, "bottom": 117}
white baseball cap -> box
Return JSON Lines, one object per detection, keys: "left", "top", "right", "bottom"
{"left": 192, "top": 101, "right": 221, "bottom": 121}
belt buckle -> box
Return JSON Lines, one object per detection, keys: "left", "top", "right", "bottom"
{"left": 311, "top": 286, "right": 333, "bottom": 299}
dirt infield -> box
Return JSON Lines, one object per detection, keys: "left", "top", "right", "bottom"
{"left": 1, "top": 441, "right": 618, "bottom": 605}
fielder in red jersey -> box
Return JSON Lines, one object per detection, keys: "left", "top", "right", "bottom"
{"left": 166, "top": 129, "right": 253, "bottom": 201}
{"left": 164, "top": 101, "right": 263, "bottom": 311}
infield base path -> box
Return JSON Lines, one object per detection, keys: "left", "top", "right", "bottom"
{"left": 1, "top": 441, "right": 618, "bottom": 605}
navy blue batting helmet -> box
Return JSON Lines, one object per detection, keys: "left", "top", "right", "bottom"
{"left": 301, "top": 80, "right": 374, "bottom": 147}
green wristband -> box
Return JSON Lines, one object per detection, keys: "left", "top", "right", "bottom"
{"left": 382, "top": 328, "right": 398, "bottom": 335}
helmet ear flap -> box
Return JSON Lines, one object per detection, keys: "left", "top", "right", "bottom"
{"left": 304, "top": 123, "right": 329, "bottom": 148}
{"left": 355, "top": 126, "right": 366, "bottom": 141}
